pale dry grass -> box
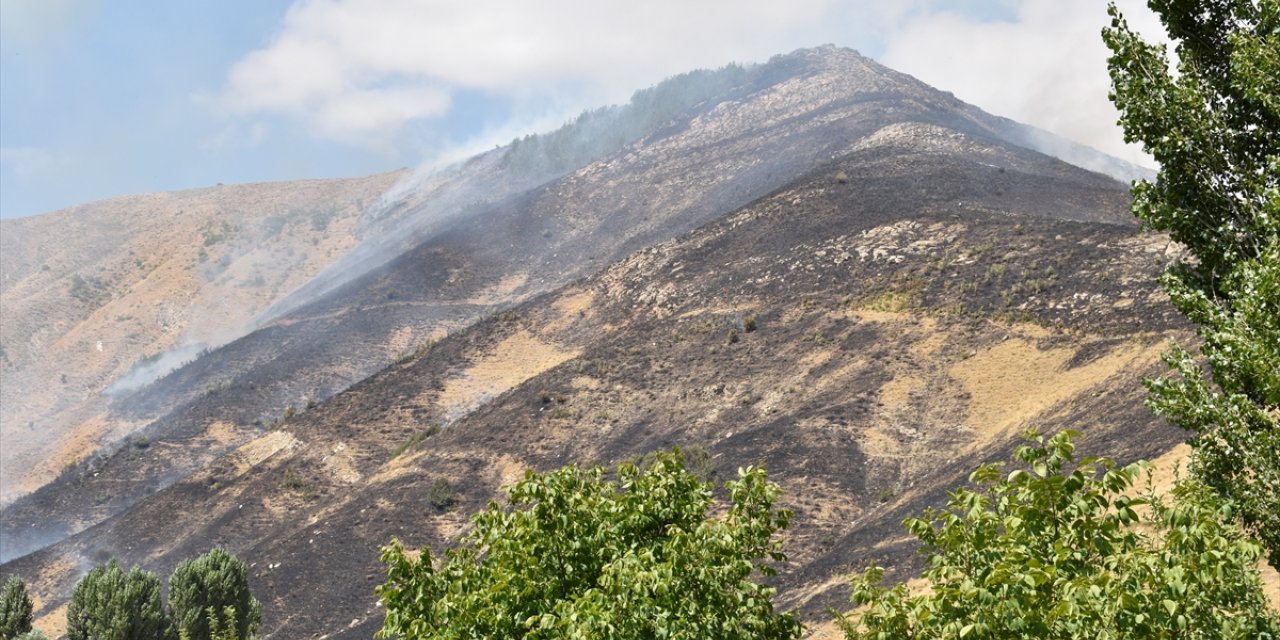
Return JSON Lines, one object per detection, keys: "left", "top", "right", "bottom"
{"left": 950, "top": 335, "right": 1163, "bottom": 448}
{"left": 436, "top": 329, "right": 578, "bottom": 419}
{"left": 225, "top": 430, "right": 298, "bottom": 477}
{"left": 466, "top": 273, "right": 530, "bottom": 305}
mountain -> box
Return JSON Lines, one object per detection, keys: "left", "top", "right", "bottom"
{"left": 3, "top": 46, "right": 1237, "bottom": 638}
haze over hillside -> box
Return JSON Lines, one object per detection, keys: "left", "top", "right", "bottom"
{"left": 0, "top": 172, "right": 402, "bottom": 501}
{"left": 4, "top": 46, "right": 1245, "bottom": 640}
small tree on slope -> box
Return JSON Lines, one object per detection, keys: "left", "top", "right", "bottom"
{"left": 0, "top": 575, "right": 34, "bottom": 639}
{"left": 66, "top": 560, "right": 172, "bottom": 640}
{"left": 1105, "top": 0, "right": 1280, "bottom": 563}
{"left": 168, "top": 548, "right": 260, "bottom": 640}
{"left": 377, "top": 449, "right": 803, "bottom": 640}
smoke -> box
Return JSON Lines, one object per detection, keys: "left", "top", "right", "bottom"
{"left": 880, "top": 0, "right": 1164, "bottom": 169}
{"left": 259, "top": 61, "right": 755, "bottom": 323}
{"left": 104, "top": 341, "right": 212, "bottom": 395}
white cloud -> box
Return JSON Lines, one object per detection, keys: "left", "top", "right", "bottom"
{"left": 880, "top": 0, "right": 1163, "bottom": 167}
{"left": 216, "top": 0, "right": 841, "bottom": 144}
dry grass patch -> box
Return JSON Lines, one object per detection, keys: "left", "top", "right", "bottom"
{"left": 436, "top": 329, "right": 578, "bottom": 418}
{"left": 949, "top": 335, "right": 1162, "bottom": 448}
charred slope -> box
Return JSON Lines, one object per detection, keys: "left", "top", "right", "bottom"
{"left": 0, "top": 47, "right": 1147, "bottom": 560}
{"left": 3, "top": 128, "right": 1187, "bottom": 638}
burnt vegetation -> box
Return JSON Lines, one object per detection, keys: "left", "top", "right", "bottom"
{"left": 3, "top": 42, "right": 1274, "bottom": 638}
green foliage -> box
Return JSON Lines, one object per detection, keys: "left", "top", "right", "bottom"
{"left": 0, "top": 575, "right": 34, "bottom": 639}
{"left": 390, "top": 425, "right": 439, "bottom": 460}
{"left": 836, "top": 431, "right": 1280, "bottom": 639}
{"left": 426, "top": 478, "right": 455, "bottom": 511}
{"left": 280, "top": 467, "right": 317, "bottom": 499}
{"left": 1106, "top": 0, "right": 1280, "bottom": 563}
{"left": 66, "top": 560, "right": 172, "bottom": 640}
{"left": 14, "top": 631, "right": 48, "bottom": 640}
{"left": 502, "top": 63, "right": 749, "bottom": 177}
{"left": 377, "top": 450, "right": 802, "bottom": 639}
{"left": 168, "top": 549, "right": 261, "bottom": 640}
{"left": 68, "top": 274, "right": 111, "bottom": 308}
{"left": 177, "top": 607, "right": 243, "bottom": 640}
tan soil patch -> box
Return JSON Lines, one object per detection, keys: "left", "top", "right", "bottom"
{"left": 11, "top": 413, "right": 117, "bottom": 501}
{"left": 466, "top": 272, "right": 529, "bottom": 305}
{"left": 205, "top": 419, "right": 238, "bottom": 445}
{"left": 909, "top": 331, "right": 947, "bottom": 358}
{"left": 223, "top": 430, "right": 298, "bottom": 478}
{"left": 859, "top": 424, "right": 905, "bottom": 458}
{"left": 950, "top": 336, "right": 1161, "bottom": 447}
{"left": 436, "top": 329, "right": 578, "bottom": 419}
{"left": 570, "top": 375, "right": 603, "bottom": 390}
{"left": 553, "top": 289, "right": 596, "bottom": 317}
{"left": 321, "top": 442, "right": 363, "bottom": 484}
{"left": 850, "top": 308, "right": 914, "bottom": 324}
{"left": 387, "top": 325, "right": 416, "bottom": 357}
{"left": 879, "top": 374, "right": 924, "bottom": 411}
{"left": 676, "top": 303, "right": 758, "bottom": 319}
{"left": 487, "top": 453, "right": 529, "bottom": 490}
{"left": 33, "top": 602, "right": 68, "bottom": 639}
{"left": 544, "top": 288, "right": 597, "bottom": 332}
{"left": 366, "top": 462, "right": 424, "bottom": 483}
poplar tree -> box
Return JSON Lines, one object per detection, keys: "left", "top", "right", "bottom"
{"left": 1104, "top": 0, "right": 1280, "bottom": 563}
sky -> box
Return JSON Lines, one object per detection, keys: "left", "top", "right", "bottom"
{"left": 0, "top": 0, "right": 1163, "bottom": 219}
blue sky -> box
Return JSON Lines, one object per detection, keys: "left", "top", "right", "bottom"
{"left": 0, "top": 0, "right": 1158, "bottom": 219}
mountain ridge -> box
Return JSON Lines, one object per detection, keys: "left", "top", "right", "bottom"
{"left": 0, "top": 46, "right": 1190, "bottom": 639}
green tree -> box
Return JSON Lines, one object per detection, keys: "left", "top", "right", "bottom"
{"left": 168, "top": 548, "right": 260, "bottom": 640}
{"left": 1104, "top": 0, "right": 1280, "bottom": 562}
{"left": 0, "top": 575, "right": 34, "bottom": 639}
{"left": 836, "top": 431, "right": 1279, "bottom": 639}
{"left": 377, "top": 449, "right": 802, "bottom": 639}
{"left": 66, "top": 560, "right": 172, "bottom": 640}
{"left": 178, "top": 608, "right": 242, "bottom": 640}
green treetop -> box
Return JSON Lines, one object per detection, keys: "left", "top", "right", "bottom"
{"left": 377, "top": 449, "right": 803, "bottom": 640}
{"left": 66, "top": 560, "right": 172, "bottom": 640}
{"left": 168, "top": 548, "right": 260, "bottom": 640}
{"left": 0, "top": 575, "right": 34, "bottom": 639}
{"left": 836, "top": 431, "right": 1279, "bottom": 639}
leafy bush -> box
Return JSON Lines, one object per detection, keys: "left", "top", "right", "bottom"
{"left": 1, "top": 575, "right": 34, "bottom": 639}
{"left": 836, "top": 431, "right": 1279, "bottom": 639}
{"left": 66, "top": 560, "right": 171, "bottom": 640}
{"left": 426, "top": 478, "right": 455, "bottom": 511}
{"left": 377, "top": 450, "right": 801, "bottom": 639}
{"left": 168, "top": 549, "right": 260, "bottom": 640}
